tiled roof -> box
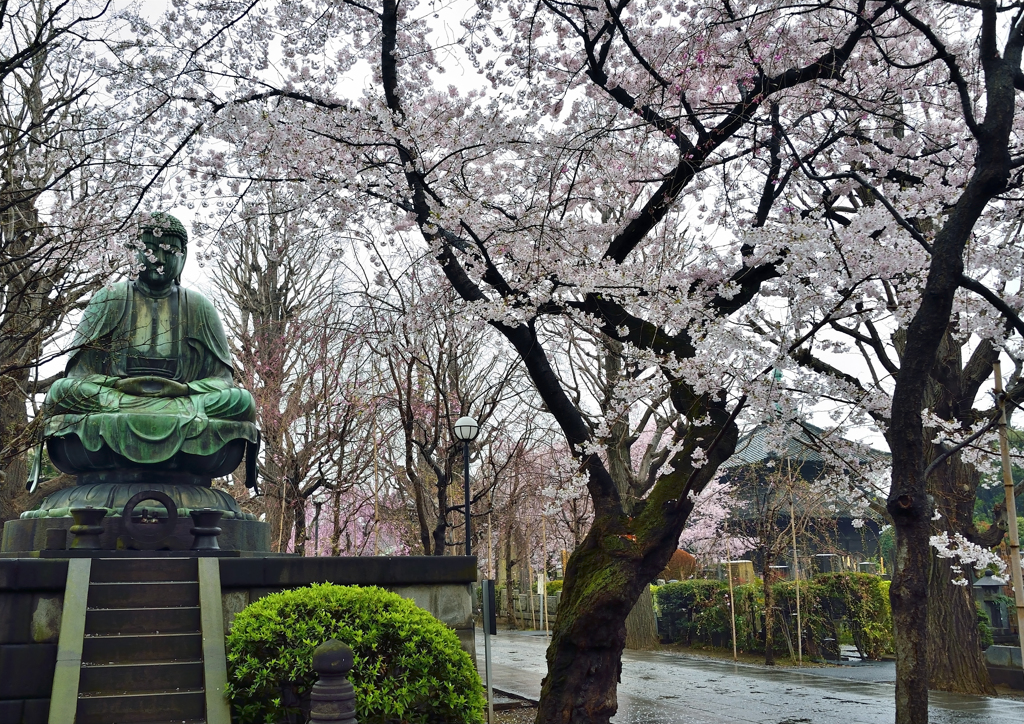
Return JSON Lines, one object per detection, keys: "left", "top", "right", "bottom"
{"left": 721, "top": 421, "right": 888, "bottom": 469}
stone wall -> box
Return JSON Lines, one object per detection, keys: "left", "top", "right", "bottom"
{"left": 218, "top": 556, "right": 478, "bottom": 656}
{"left": 985, "top": 645, "right": 1024, "bottom": 690}
{"left": 0, "top": 560, "right": 67, "bottom": 724}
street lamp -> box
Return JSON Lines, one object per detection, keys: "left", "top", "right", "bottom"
{"left": 453, "top": 416, "right": 480, "bottom": 557}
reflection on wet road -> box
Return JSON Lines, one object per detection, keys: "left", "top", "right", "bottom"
{"left": 480, "top": 629, "right": 1024, "bottom": 723}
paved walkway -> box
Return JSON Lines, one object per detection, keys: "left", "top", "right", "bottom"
{"left": 478, "top": 629, "right": 1024, "bottom": 724}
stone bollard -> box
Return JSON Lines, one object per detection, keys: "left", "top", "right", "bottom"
{"left": 189, "top": 508, "right": 224, "bottom": 550}
{"left": 309, "top": 638, "right": 357, "bottom": 724}
{"left": 69, "top": 506, "right": 107, "bottom": 550}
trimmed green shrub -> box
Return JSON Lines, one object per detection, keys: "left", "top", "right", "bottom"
{"left": 226, "top": 583, "right": 485, "bottom": 724}
{"left": 771, "top": 579, "right": 831, "bottom": 650}
{"left": 545, "top": 579, "right": 563, "bottom": 596}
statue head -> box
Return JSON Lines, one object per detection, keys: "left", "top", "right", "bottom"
{"left": 136, "top": 212, "right": 187, "bottom": 291}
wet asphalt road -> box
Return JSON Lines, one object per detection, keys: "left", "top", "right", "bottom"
{"left": 478, "top": 629, "right": 1024, "bottom": 723}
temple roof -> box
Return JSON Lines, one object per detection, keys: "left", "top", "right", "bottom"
{"left": 721, "top": 421, "right": 888, "bottom": 471}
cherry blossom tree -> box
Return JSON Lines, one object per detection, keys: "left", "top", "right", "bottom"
{"left": 786, "top": 319, "right": 1012, "bottom": 691}
{"left": 677, "top": 478, "right": 752, "bottom": 565}
{"left": 734, "top": 2, "right": 1024, "bottom": 705}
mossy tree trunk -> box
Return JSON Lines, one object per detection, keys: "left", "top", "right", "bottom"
{"left": 534, "top": 385, "right": 738, "bottom": 723}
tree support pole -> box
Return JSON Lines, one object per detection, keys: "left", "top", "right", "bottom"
{"left": 791, "top": 492, "right": 802, "bottom": 664}
{"left": 726, "top": 535, "right": 737, "bottom": 661}
{"left": 995, "top": 361, "right": 1024, "bottom": 669}
{"left": 542, "top": 515, "right": 549, "bottom": 640}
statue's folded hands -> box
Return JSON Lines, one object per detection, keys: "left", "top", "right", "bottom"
{"left": 112, "top": 376, "right": 191, "bottom": 397}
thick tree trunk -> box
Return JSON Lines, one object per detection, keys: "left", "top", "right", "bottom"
{"left": 926, "top": 549, "right": 994, "bottom": 693}
{"left": 534, "top": 412, "right": 736, "bottom": 724}
{"left": 431, "top": 474, "right": 449, "bottom": 555}
{"left": 0, "top": 366, "right": 31, "bottom": 528}
{"left": 293, "top": 499, "right": 307, "bottom": 556}
{"left": 624, "top": 585, "right": 659, "bottom": 650}
{"left": 330, "top": 487, "right": 342, "bottom": 556}
{"left": 890, "top": 514, "right": 930, "bottom": 724}
{"left": 535, "top": 523, "right": 647, "bottom": 723}
{"left": 922, "top": 423, "right": 994, "bottom": 694}
{"left": 262, "top": 457, "right": 292, "bottom": 553}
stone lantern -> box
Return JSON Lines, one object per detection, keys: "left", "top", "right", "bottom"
{"left": 974, "top": 571, "right": 1010, "bottom": 638}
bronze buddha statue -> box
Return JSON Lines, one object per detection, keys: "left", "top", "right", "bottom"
{"left": 23, "top": 212, "right": 260, "bottom": 522}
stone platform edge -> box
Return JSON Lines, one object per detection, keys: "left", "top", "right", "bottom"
{"left": 218, "top": 555, "right": 477, "bottom": 587}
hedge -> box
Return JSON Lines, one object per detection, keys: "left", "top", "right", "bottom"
{"left": 225, "top": 583, "right": 485, "bottom": 723}
{"left": 653, "top": 572, "right": 894, "bottom": 659}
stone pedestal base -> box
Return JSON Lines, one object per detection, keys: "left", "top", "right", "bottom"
{"left": 22, "top": 482, "right": 254, "bottom": 521}
{"left": 1, "top": 516, "right": 270, "bottom": 553}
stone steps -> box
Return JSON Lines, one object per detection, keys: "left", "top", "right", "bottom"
{"left": 86, "top": 605, "right": 202, "bottom": 635}
{"left": 76, "top": 690, "right": 205, "bottom": 724}
{"left": 76, "top": 557, "right": 208, "bottom": 724}
{"left": 90, "top": 557, "right": 198, "bottom": 583}
{"left": 87, "top": 581, "right": 200, "bottom": 609}
{"left": 82, "top": 631, "right": 203, "bottom": 664}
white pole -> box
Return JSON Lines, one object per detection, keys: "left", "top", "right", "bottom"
{"left": 994, "top": 361, "right": 1024, "bottom": 669}
{"left": 726, "top": 535, "right": 738, "bottom": 661}
{"left": 528, "top": 559, "right": 536, "bottom": 630}
{"left": 791, "top": 492, "right": 802, "bottom": 664}
{"left": 541, "top": 515, "right": 549, "bottom": 640}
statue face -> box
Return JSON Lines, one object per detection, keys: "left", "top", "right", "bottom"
{"left": 137, "top": 231, "right": 186, "bottom": 288}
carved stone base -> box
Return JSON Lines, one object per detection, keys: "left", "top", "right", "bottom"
{"left": 1, "top": 515, "right": 269, "bottom": 553}
{"left": 20, "top": 482, "right": 254, "bottom": 521}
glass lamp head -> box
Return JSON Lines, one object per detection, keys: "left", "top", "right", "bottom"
{"left": 453, "top": 416, "right": 480, "bottom": 441}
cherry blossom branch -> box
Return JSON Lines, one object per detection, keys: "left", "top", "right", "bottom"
{"left": 670, "top": 394, "right": 748, "bottom": 512}
{"left": 600, "top": 0, "right": 894, "bottom": 264}
{"left": 796, "top": 167, "right": 932, "bottom": 252}
{"left": 891, "top": 2, "right": 982, "bottom": 137}
{"left": 958, "top": 273, "right": 1024, "bottom": 339}
{"left": 921, "top": 412, "right": 1001, "bottom": 480}
{"left": 601, "top": 0, "right": 670, "bottom": 89}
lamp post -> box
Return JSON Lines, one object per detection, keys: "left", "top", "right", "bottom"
{"left": 453, "top": 416, "right": 480, "bottom": 557}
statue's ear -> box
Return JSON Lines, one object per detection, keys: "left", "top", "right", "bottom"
{"left": 176, "top": 245, "right": 187, "bottom": 285}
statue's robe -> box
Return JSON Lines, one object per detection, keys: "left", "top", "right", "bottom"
{"left": 45, "top": 281, "right": 258, "bottom": 466}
